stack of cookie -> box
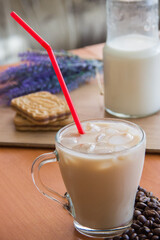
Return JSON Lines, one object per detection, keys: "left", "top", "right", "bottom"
{"left": 11, "top": 91, "right": 73, "bottom": 131}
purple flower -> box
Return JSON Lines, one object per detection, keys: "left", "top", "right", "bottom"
{"left": 0, "top": 50, "right": 103, "bottom": 105}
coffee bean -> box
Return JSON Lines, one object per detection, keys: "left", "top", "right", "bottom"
{"left": 138, "top": 227, "right": 144, "bottom": 234}
{"left": 151, "top": 198, "right": 159, "bottom": 204}
{"left": 147, "top": 192, "right": 153, "bottom": 197}
{"left": 148, "top": 217, "right": 155, "bottom": 222}
{"left": 139, "top": 196, "right": 150, "bottom": 203}
{"left": 128, "top": 229, "right": 135, "bottom": 236}
{"left": 143, "top": 226, "right": 150, "bottom": 233}
{"left": 153, "top": 228, "right": 160, "bottom": 236}
{"left": 148, "top": 202, "right": 157, "bottom": 209}
{"left": 136, "top": 220, "right": 143, "bottom": 227}
{"left": 113, "top": 236, "right": 121, "bottom": 240}
{"left": 134, "top": 210, "right": 142, "bottom": 218}
{"left": 132, "top": 223, "right": 141, "bottom": 230}
{"left": 137, "top": 215, "right": 147, "bottom": 224}
{"left": 138, "top": 186, "right": 147, "bottom": 193}
{"left": 137, "top": 191, "right": 145, "bottom": 197}
{"left": 155, "top": 218, "right": 160, "bottom": 224}
{"left": 152, "top": 223, "right": 160, "bottom": 229}
{"left": 148, "top": 232, "right": 153, "bottom": 239}
{"left": 139, "top": 234, "right": 147, "bottom": 239}
{"left": 145, "top": 206, "right": 151, "bottom": 211}
{"left": 122, "top": 233, "right": 129, "bottom": 239}
{"left": 123, "top": 229, "right": 130, "bottom": 235}
{"left": 131, "top": 233, "right": 138, "bottom": 239}
{"left": 151, "top": 236, "right": 159, "bottom": 240}
{"left": 149, "top": 220, "right": 154, "bottom": 227}
{"left": 145, "top": 210, "right": 157, "bottom": 217}
{"left": 155, "top": 212, "right": 160, "bottom": 218}
{"left": 144, "top": 220, "right": 151, "bottom": 227}
{"left": 136, "top": 202, "right": 147, "bottom": 209}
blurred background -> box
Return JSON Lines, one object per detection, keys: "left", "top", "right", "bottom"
{"left": 0, "top": 0, "right": 106, "bottom": 65}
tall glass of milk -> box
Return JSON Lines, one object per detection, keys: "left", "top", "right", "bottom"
{"left": 103, "top": 0, "right": 160, "bottom": 118}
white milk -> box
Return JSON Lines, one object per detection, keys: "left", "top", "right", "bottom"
{"left": 103, "top": 34, "right": 160, "bottom": 117}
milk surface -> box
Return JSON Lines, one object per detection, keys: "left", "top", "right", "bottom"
{"left": 108, "top": 34, "right": 158, "bottom": 52}
{"left": 57, "top": 120, "right": 145, "bottom": 229}
{"left": 103, "top": 34, "right": 160, "bottom": 117}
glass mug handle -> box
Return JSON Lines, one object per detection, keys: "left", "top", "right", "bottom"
{"left": 31, "top": 151, "right": 71, "bottom": 213}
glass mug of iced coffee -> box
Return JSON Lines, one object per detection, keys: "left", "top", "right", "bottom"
{"left": 31, "top": 119, "right": 146, "bottom": 238}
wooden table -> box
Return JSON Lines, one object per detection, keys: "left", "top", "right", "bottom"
{"left": 0, "top": 44, "right": 160, "bottom": 240}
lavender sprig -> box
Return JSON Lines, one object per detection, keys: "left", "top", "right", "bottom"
{"left": 0, "top": 50, "right": 103, "bottom": 105}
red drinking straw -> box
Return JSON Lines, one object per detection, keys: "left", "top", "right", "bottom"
{"left": 10, "top": 11, "right": 85, "bottom": 134}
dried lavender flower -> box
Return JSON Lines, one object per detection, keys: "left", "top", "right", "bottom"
{"left": 0, "top": 50, "right": 103, "bottom": 105}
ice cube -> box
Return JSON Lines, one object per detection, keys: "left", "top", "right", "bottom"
{"left": 108, "top": 133, "right": 133, "bottom": 146}
{"left": 94, "top": 142, "right": 114, "bottom": 153}
{"left": 96, "top": 133, "right": 106, "bottom": 142}
{"left": 73, "top": 143, "right": 95, "bottom": 153}
{"left": 64, "top": 132, "right": 81, "bottom": 138}
{"left": 105, "top": 128, "right": 119, "bottom": 136}
{"left": 128, "top": 127, "right": 140, "bottom": 137}
{"left": 61, "top": 137, "right": 78, "bottom": 146}
{"left": 85, "top": 123, "right": 101, "bottom": 132}
{"left": 96, "top": 141, "right": 107, "bottom": 147}
{"left": 115, "top": 123, "right": 129, "bottom": 132}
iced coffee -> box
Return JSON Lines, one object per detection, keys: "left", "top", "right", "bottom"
{"left": 56, "top": 119, "right": 146, "bottom": 234}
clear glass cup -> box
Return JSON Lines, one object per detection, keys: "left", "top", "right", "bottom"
{"left": 103, "top": 0, "right": 160, "bottom": 118}
{"left": 31, "top": 118, "right": 146, "bottom": 238}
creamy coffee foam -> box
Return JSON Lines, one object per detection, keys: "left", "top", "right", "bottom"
{"left": 60, "top": 121, "right": 142, "bottom": 153}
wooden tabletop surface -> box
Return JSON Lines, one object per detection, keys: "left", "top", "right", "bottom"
{"left": 0, "top": 43, "right": 160, "bottom": 240}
